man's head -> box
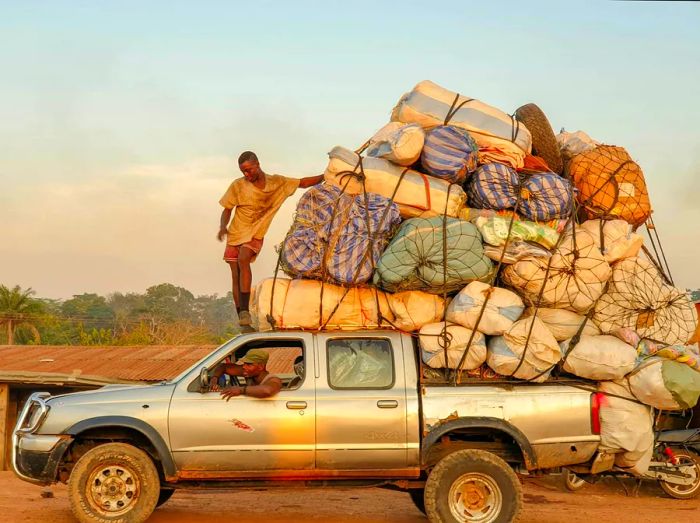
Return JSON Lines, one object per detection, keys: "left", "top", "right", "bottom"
{"left": 236, "top": 348, "right": 269, "bottom": 377}
{"left": 238, "top": 151, "right": 263, "bottom": 183}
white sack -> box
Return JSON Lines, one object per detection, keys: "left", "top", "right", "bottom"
{"left": 598, "top": 380, "right": 654, "bottom": 476}
{"left": 391, "top": 80, "right": 531, "bottom": 169}
{"left": 525, "top": 308, "right": 601, "bottom": 341}
{"left": 628, "top": 358, "right": 682, "bottom": 410}
{"left": 324, "top": 146, "right": 466, "bottom": 218}
{"left": 366, "top": 122, "right": 425, "bottom": 166}
{"left": 561, "top": 335, "right": 637, "bottom": 380}
{"left": 446, "top": 281, "right": 524, "bottom": 335}
{"left": 593, "top": 257, "right": 698, "bottom": 346}
{"left": 580, "top": 219, "right": 644, "bottom": 264}
{"left": 502, "top": 229, "right": 612, "bottom": 313}
{"left": 486, "top": 317, "right": 560, "bottom": 382}
{"left": 251, "top": 278, "right": 444, "bottom": 332}
{"left": 419, "top": 322, "right": 487, "bottom": 370}
{"left": 556, "top": 130, "right": 600, "bottom": 165}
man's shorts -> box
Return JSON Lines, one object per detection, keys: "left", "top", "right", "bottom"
{"left": 223, "top": 238, "right": 264, "bottom": 263}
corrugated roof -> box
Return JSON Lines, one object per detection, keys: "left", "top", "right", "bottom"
{"left": 0, "top": 344, "right": 303, "bottom": 383}
{"left": 0, "top": 345, "right": 215, "bottom": 382}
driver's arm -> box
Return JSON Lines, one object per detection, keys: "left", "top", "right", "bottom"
{"left": 209, "top": 362, "right": 244, "bottom": 390}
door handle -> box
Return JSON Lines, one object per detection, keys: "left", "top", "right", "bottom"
{"left": 377, "top": 400, "right": 398, "bottom": 409}
{"left": 286, "top": 401, "right": 307, "bottom": 410}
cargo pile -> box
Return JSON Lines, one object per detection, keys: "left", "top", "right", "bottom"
{"left": 251, "top": 80, "right": 700, "bottom": 475}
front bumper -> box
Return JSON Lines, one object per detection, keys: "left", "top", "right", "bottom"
{"left": 13, "top": 434, "right": 73, "bottom": 485}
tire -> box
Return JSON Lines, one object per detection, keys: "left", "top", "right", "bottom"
{"left": 424, "top": 449, "right": 522, "bottom": 523}
{"left": 408, "top": 488, "right": 426, "bottom": 515}
{"left": 659, "top": 450, "right": 700, "bottom": 499}
{"left": 515, "top": 103, "right": 563, "bottom": 175}
{"left": 563, "top": 469, "right": 586, "bottom": 492}
{"left": 68, "top": 442, "right": 160, "bottom": 523}
{"left": 156, "top": 488, "right": 175, "bottom": 508}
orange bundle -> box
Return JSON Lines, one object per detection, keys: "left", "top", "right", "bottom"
{"left": 568, "top": 145, "right": 651, "bottom": 226}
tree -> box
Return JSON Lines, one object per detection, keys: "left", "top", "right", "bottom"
{"left": 0, "top": 285, "right": 44, "bottom": 344}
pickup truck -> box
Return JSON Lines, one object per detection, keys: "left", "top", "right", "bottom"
{"left": 12, "top": 330, "right": 602, "bottom": 523}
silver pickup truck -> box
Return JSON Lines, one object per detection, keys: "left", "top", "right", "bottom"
{"left": 13, "top": 330, "right": 602, "bottom": 523}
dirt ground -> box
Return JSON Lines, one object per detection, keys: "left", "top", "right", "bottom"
{"left": 1, "top": 471, "right": 698, "bottom": 523}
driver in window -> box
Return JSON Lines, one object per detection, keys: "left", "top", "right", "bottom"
{"left": 209, "top": 349, "right": 282, "bottom": 399}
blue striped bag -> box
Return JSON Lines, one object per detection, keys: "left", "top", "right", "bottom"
{"left": 281, "top": 185, "right": 401, "bottom": 285}
{"left": 421, "top": 125, "right": 478, "bottom": 184}
{"left": 466, "top": 163, "right": 573, "bottom": 221}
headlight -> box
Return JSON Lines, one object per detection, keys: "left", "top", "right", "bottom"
{"left": 17, "top": 393, "right": 50, "bottom": 434}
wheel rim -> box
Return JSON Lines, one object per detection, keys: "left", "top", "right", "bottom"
{"left": 665, "top": 456, "right": 700, "bottom": 495}
{"left": 86, "top": 463, "right": 140, "bottom": 516}
{"left": 448, "top": 472, "right": 503, "bottom": 523}
{"left": 566, "top": 469, "right": 585, "bottom": 489}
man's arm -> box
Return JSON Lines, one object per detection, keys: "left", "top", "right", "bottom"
{"left": 220, "top": 377, "right": 283, "bottom": 400}
{"left": 217, "top": 208, "right": 232, "bottom": 241}
{"left": 298, "top": 174, "right": 324, "bottom": 189}
{"left": 209, "top": 362, "right": 243, "bottom": 391}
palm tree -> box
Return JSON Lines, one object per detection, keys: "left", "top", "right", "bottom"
{"left": 0, "top": 285, "right": 43, "bottom": 344}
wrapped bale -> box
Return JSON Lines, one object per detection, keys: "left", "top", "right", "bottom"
{"left": 560, "top": 335, "right": 637, "bottom": 381}
{"left": 525, "top": 308, "right": 601, "bottom": 341}
{"left": 251, "top": 278, "right": 444, "bottom": 332}
{"left": 593, "top": 257, "right": 697, "bottom": 346}
{"left": 615, "top": 328, "right": 700, "bottom": 372}
{"left": 281, "top": 184, "right": 400, "bottom": 284}
{"left": 446, "top": 281, "right": 524, "bottom": 335}
{"left": 483, "top": 243, "right": 551, "bottom": 264}
{"left": 556, "top": 130, "right": 600, "bottom": 166}
{"left": 373, "top": 217, "right": 493, "bottom": 294}
{"left": 580, "top": 219, "right": 644, "bottom": 264}
{"left": 568, "top": 145, "right": 652, "bottom": 226}
{"left": 391, "top": 80, "right": 532, "bottom": 169}
{"left": 466, "top": 163, "right": 574, "bottom": 222}
{"left": 324, "top": 146, "right": 466, "bottom": 218}
{"left": 598, "top": 380, "right": 654, "bottom": 476}
{"left": 420, "top": 125, "right": 478, "bottom": 184}
{"left": 486, "top": 317, "right": 561, "bottom": 382}
{"left": 366, "top": 122, "right": 425, "bottom": 166}
{"left": 474, "top": 215, "right": 560, "bottom": 250}
{"left": 502, "top": 229, "right": 612, "bottom": 313}
{"left": 419, "top": 322, "right": 487, "bottom": 370}
{"left": 628, "top": 358, "right": 700, "bottom": 410}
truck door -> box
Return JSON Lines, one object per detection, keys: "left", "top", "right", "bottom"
{"left": 314, "top": 333, "right": 410, "bottom": 473}
{"left": 168, "top": 334, "right": 315, "bottom": 477}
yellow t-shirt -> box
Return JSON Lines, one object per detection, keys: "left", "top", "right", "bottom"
{"left": 219, "top": 174, "right": 300, "bottom": 246}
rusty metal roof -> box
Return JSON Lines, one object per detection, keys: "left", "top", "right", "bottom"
{"left": 0, "top": 345, "right": 216, "bottom": 383}
{"left": 0, "top": 344, "right": 303, "bottom": 384}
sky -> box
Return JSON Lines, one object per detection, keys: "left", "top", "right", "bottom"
{"left": 1, "top": 1, "right": 699, "bottom": 300}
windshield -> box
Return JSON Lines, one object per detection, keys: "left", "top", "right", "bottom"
{"left": 165, "top": 335, "right": 241, "bottom": 383}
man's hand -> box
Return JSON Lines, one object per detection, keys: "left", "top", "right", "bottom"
{"left": 220, "top": 386, "right": 243, "bottom": 401}
{"left": 209, "top": 379, "right": 220, "bottom": 392}
{"left": 217, "top": 227, "right": 228, "bottom": 242}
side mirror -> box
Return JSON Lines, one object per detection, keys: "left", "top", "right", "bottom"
{"left": 200, "top": 367, "right": 210, "bottom": 392}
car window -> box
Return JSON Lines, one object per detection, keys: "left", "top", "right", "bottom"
{"left": 327, "top": 338, "right": 394, "bottom": 390}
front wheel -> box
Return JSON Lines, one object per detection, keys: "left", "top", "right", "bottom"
{"left": 424, "top": 449, "right": 522, "bottom": 523}
{"left": 659, "top": 450, "right": 700, "bottom": 499}
{"left": 68, "top": 442, "right": 160, "bottom": 523}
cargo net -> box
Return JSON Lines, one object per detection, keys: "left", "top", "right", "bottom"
{"left": 568, "top": 145, "right": 652, "bottom": 227}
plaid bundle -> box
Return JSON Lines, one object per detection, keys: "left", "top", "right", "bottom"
{"left": 466, "top": 163, "right": 573, "bottom": 221}
{"left": 281, "top": 184, "right": 400, "bottom": 284}
{"left": 421, "top": 125, "right": 478, "bottom": 184}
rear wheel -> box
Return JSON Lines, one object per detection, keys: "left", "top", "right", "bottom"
{"left": 659, "top": 450, "right": 700, "bottom": 499}
{"left": 424, "top": 449, "right": 522, "bottom": 523}
{"left": 68, "top": 442, "right": 160, "bottom": 523}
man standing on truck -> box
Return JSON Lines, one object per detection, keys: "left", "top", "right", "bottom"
{"left": 217, "top": 151, "right": 323, "bottom": 326}
{"left": 209, "top": 348, "right": 283, "bottom": 399}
